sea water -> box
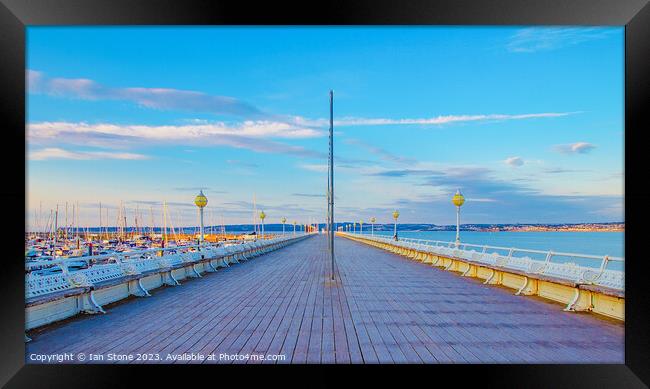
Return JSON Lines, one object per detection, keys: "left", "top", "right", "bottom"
{"left": 367, "top": 230, "right": 624, "bottom": 271}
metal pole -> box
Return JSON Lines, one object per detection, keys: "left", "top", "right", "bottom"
{"left": 200, "top": 207, "right": 204, "bottom": 245}
{"left": 455, "top": 206, "right": 460, "bottom": 246}
{"left": 327, "top": 155, "right": 331, "bottom": 239}
{"left": 329, "top": 90, "right": 335, "bottom": 281}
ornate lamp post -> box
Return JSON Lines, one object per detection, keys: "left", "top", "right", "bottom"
{"left": 452, "top": 188, "right": 465, "bottom": 246}
{"left": 281, "top": 217, "right": 287, "bottom": 234}
{"left": 194, "top": 190, "right": 208, "bottom": 246}
{"left": 293, "top": 220, "right": 297, "bottom": 235}
{"left": 259, "top": 211, "right": 266, "bottom": 239}
{"left": 370, "top": 217, "right": 376, "bottom": 236}
{"left": 359, "top": 220, "right": 363, "bottom": 235}
{"left": 392, "top": 210, "right": 400, "bottom": 241}
{"left": 353, "top": 222, "right": 357, "bottom": 234}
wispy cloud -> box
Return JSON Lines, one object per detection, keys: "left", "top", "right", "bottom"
{"left": 543, "top": 167, "right": 588, "bottom": 174}
{"left": 292, "top": 193, "right": 326, "bottom": 198}
{"left": 298, "top": 112, "right": 577, "bottom": 127}
{"left": 28, "top": 121, "right": 326, "bottom": 159}
{"left": 369, "top": 169, "right": 440, "bottom": 178}
{"left": 504, "top": 156, "right": 525, "bottom": 167}
{"left": 343, "top": 138, "right": 415, "bottom": 164}
{"left": 371, "top": 165, "right": 622, "bottom": 223}
{"left": 28, "top": 71, "right": 577, "bottom": 134}
{"left": 507, "top": 27, "right": 618, "bottom": 53}
{"left": 28, "top": 147, "right": 149, "bottom": 161}
{"left": 553, "top": 142, "right": 597, "bottom": 154}
{"left": 29, "top": 121, "right": 321, "bottom": 142}
{"left": 28, "top": 70, "right": 267, "bottom": 119}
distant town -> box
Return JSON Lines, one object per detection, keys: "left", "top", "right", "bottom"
{"left": 344, "top": 222, "right": 624, "bottom": 233}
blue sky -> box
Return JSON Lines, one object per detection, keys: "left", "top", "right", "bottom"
{"left": 26, "top": 26, "right": 624, "bottom": 228}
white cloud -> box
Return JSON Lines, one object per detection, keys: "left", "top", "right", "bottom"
{"left": 467, "top": 198, "right": 497, "bottom": 203}
{"left": 343, "top": 138, "right": 415, "bottom": 165}
{"left": 504, "top": 156, "right": 525, "bottom": 167}
{"left": 507, "top": 27, "right": 618, "bottom": 53}
{"left": 29, "top": 71, "right": 579, "bottom": 132}
{"left": 28, "top": 70, "right": 266, "bottom": 118}
{"left": 296, "top": 112, "right": 578, "bottom": 127}
{"left": 554, "top": 142, "right": 597, "bottom": 154}
{"left": 28, "top": 147, "right": 149, "bottom": 161}
{"left": 28, "top": 121, "right": 321, "bottom": 142}
{"left": 27, "top": 121, "right": 326, "bottom": 159}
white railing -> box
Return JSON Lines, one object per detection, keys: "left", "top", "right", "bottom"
{"left": 342, "top": 233, "right": 624, "bottom": 292}
{"left": 25, "top": 233, "right": 310, "bottom": 299}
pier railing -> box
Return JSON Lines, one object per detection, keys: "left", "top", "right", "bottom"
{"left": 341, "top": 233, "right": 624, "bottom": 291}
{"left": 25, "top": 233, "right": 311, "bottom": 299}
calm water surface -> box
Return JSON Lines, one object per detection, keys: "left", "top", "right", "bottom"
{"left": 366, "top": 230, "right": 624, "bottom": 270}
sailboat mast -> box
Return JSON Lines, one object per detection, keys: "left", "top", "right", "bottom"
{"left": 163, "top": 201, "right": 168, "bottom": 244}
{"left": 150, "top": 206, "right": 154, "bottom": 238}
{"left": 99, "top": 202, "right": 103, "bottom": 240}
{"left": 252, "top": 194, "right": 257, "bottom": 235}
{"left": 54, "top": 204, "right": 59, "bottom": 245}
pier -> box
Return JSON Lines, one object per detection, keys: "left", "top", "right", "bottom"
{"left": 26, "top": 235, "right": 623, "bottom": 364}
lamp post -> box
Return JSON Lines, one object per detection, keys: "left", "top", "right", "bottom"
{"left": 392, "top": 210, "right": 400, "bottom": 241}
{"left": 359, "top": 220, "right": 363, "bottom": 235}
{"left": 452, "top": 188, "right": 465, "bottom": 246}
{"left": 194, "top": 190, "right": 208, "bottom": 247}
{"left": 259, "top": 211, "right": 266, "bottom": 239}
{"left": 370, "top": 217, "right": 376, "bottom": 236}
{"left": 281, "top": 217, "right": 287, "bottom": 235}
{"left": 293, "top": 220, "right": 297, "bottom": 236}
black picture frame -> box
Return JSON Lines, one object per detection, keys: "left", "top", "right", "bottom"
{"left": 1, "top": 0, "right": 648, "bottom": 387}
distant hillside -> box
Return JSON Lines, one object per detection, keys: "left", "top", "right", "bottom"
{"left": 337, "top": 222, "right": 624, "bottom": 232}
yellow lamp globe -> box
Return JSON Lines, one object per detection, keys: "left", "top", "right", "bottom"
{"left": 281, "top": 217, "right": 287, "bottom": 224}
{"left": 392, "top": 210, "right": 400, "bottom": 220}
{"left": 259, "top": 211, "right": 266, "bottom": 220}
{"left": 370, "top": 217, "right": 376, "bottom": 223}
{"left": 452, "top": 189, "right": 465, "bottom": 207}
{"left": 194, "top": 190, "right": 208, "bottom": 208}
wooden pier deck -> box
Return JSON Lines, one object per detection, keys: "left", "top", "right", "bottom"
{"left": 26, "top": 235, "right": 624, "bottom": 363}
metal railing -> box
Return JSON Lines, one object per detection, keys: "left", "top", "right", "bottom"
{"left": 341, "top": 232, "right": 624, "bottom": 291}
{"left": 25, "top": 233, "right": 310, "bottom": 299}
